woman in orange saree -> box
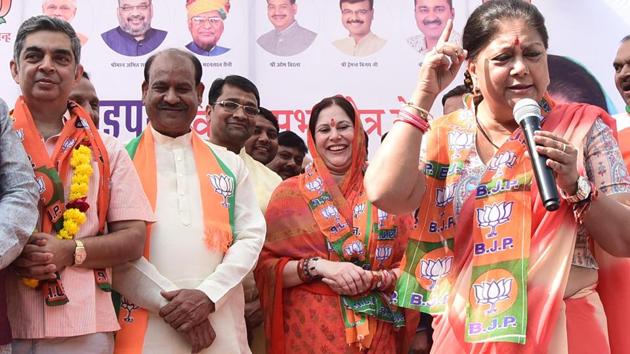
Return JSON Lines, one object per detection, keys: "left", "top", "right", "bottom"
{"left": 365, "top": 1, "right": 630, "bottom": 353}
{"left": 255, "top": 96, "right": 412, "bottom": 354}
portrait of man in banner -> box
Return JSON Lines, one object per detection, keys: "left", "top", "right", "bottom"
{"left": 42, "top": 0, "right": 88, "bottom": 45}
{"left": 101, "top": 0, "right": 167, "bottom": 57}
{"left": 257, "top": 0, "right": 317, "bottom": 57}
{"left": 332, "top": 0, "right": 386, "bottom": 58}
{"left": 407, "top": 0, "right": 461, "bottom": 60}
{"left": 185, "top": 0, "right": 231, "bottom": 57}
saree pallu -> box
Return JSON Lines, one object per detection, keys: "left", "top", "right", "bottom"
{"left": 255, "top": 177, "right": 410, "bottom": 354}
{"left": 424, "top": 102, "right": 620, "bottom": 353}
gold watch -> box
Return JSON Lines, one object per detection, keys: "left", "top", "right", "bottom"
{"left": 74, "top": 240, "right": 87, "bottom": 265}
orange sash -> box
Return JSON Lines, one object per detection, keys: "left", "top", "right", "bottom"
{"left": 11, "top": 96, "right": 111, "bottom": 305}
{"left": 114, "top": 125, "right": 234, "bottom": 354}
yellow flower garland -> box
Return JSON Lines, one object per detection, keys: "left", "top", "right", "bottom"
{"left": 22, "top": 144, "right": 92, "bottom": 288}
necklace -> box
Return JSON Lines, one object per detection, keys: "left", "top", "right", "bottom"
{"left": 475, "top": 115, "right": 501, "bottom": 150}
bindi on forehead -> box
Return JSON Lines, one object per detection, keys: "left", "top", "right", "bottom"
{"left": 513, "top": 36, "right": 520, "bottom": 47}
{"left": 330, "top": 117, "right": 336, "bottom": 126}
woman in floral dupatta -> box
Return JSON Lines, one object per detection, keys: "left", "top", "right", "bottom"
{"left": 366, "top": 1, "right": 630, "bottom": 353}
{"left": 255, "top": 96, "right": 412, "bottom": 354}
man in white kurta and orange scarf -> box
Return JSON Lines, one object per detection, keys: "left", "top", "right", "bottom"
{"left": 113, "top": 49, "right": 265, "bottom": 354}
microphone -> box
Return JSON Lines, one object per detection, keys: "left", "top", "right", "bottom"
{"left": 513, "top": 98, "right": 560, "bottom": 211}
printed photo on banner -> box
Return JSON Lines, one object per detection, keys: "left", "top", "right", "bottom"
{"left": 333, "top": 0, "right": 386, "bottom": 58}
{"left": 185, "top": 0, "right": 230, "bottom": 57}
{"left": 257, "top": 0, "right": 317, "bottom": 57}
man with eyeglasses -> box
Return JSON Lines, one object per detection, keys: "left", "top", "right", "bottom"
{"left": 406, "top": 0, "right": 461, "bottom": 62}
{"left": 206, "top": 75, "right": 281, "bottom": 353}
{"left": 186, "top": 0, "right": 230, "bottom": 57}
{"left": 332, "top": 0, "right": 386, "bottom": 57}
{"left": 101, "top": 0, "right": 167, "bottom": 57}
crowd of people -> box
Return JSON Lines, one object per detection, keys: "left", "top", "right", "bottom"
{"left": 0, "top": 0, "right": 629, "bottom": 354}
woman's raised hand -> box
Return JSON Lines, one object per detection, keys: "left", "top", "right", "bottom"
{"left": 415, "top": 19, "right": 467, "bottom": 100}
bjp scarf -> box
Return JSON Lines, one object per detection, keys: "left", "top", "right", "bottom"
{"left": 113, "top": 125, "right": 234, "bottom": 354}
{"left": 11, "top": 96, "right": 111, "bottom": 306}
{"left": 398, "top": 95, "right": 617, "bottom": 351}
{"left": 256, "top": 103, "right": 409, "bottom": 354}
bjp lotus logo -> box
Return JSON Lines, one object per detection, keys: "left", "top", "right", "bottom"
{"left": 448, "top": 131, "right": 473, "bottom": 157}
{"left": 435, "top": 184, "right": 455, "bottom": 207}
{"left": 419, "top": 256, "right": 452, "bottom": 290}
{"left": 353, "top": 203, "right": 365, "bottom": 218}
{"left": 476, "top": 202, "right": 513, "bottom": 238}
{"left": 343, "top": 239, "right": 365, "bottom": 258}
{"left": 0, "top": 0, "right": 11, "bottom": 25}
{"left": 305, "top": 177, "right": 323, "bottom": 193}
{"left": 473, "top": 278, "right": 512, "bottom": 314}
{"left": 377, "top": 209, "right": 388, "bottom": 227}
{"left": 321, "top": 205, "right": 339, "bottom": 220}
{"left": 208, "top": 174, "right": 234, "bottom": 208}
{"left": 487, "top": 151, "right": 517, "bottom": 171}
{"left": 375, "top": 246, "right": 393, "bottom": 264}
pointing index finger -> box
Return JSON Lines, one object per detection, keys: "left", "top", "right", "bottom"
{"left": 437, "top": 19, "right": 453, "bottom": 47}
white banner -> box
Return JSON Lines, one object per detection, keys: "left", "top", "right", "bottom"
{"left": 0, "top": 0, "right": 628, "bottom": 155}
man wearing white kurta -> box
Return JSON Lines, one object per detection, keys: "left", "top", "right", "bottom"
{"left": 113, "top": 49, "right": 265, "bottom": 354}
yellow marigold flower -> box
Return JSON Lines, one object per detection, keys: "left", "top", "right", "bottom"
{"left": 22, "top": 278, "right": 39, "bottom": 288}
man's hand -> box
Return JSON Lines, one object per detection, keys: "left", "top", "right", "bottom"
{"left": 159, "top": 289, "right": 215, "bottom": 332}
{"left": 244, "top": 298, "right": 264, "bottom": 333}
{"left": 12, "top": 233, "right": 74, "bottom": 280}
{"left": 181, "top": 318, "right": 216, "bottom": 353}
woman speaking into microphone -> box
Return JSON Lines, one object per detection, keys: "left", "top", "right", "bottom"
{"left": 365, "top": 0, "right": 630, "bottom": 353}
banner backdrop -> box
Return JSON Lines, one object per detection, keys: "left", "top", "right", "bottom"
{"left": 0, "top": 0, "right": 628, "bottom": 155}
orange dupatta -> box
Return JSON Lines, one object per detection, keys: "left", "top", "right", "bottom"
{"left": 255, "top": 101, "right": 409, "bottom": 354}
{"left": 427, "top": 101, "right": 615, "bottom": 353}
{"left": 113, "top": 125, "right": 234, "bottom": 354}
{"left": 11, "top": 96, "right": 111, "bottom": 305}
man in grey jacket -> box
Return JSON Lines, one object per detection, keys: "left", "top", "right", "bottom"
{"left": 0, "top": 98, "right": 39, "bottom": 353}
{"left": 257, "top": 0, "right": 317, "bottom": 56}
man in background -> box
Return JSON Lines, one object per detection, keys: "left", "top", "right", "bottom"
{"left": 101, "top": 0, "right": 167, "bottom": 57}
{"left": 267, "top": 131, "right": 307, "bottom": 180}
{"left": 42, "top": 0, "right": 88, "bottom": 44}
{"left": 407, "top": 0, "right": 461, "bottom": 62}
{"left": 441, "top": 84, "right": 467, "bottom": 115}
{"left": 186, "top": 0, "right": 230, "bottom": 56}
{"left": 244, "top": 107, "right": 279, "bottom": 165}
{"left": 332, "top": 0, "right": 386, "bottom": 57}
{"left": 257, "top": 0, "right": 317, "bottom": 57}
{"left": 68, "top": 72, "right": 100, "bottom": 127}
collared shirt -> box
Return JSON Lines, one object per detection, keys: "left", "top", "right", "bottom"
{"left": 185, "top": 42, "right": 230, "bottom": 57}
{"left": 101, "top": 27, "right": 167, "bottom": 57}
{"left": 7, "top": 124, "right": 155, "bottom": 339}
{"left": 257, "top": 21, "right": 317, "bottom": 56}
{"left": 135, "top": 131, "right": 264, "bottom": 353}
{"left": 407, "top": 30, "right": 462, "bottom": 62}
{"left": 0, "top": 99, "right": 39, "bottom": 347}
{"left": 0, "top": 99, "right": 38, "bottom": 271}
{"left": 332, "top": 32, "right": 386, "bottom": 57}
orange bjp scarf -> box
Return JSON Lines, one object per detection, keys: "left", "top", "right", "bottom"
{"left": 114, "top": 124, "right": 234, "bottom": 354}
{"left": 404, "top": 97, "right": 617, "bottom": 353}
{"left": 11, "top": 96, "right": 111, "bottom": 305}
{"left": 256, "top": 101, "right": 408, "bottom": 354}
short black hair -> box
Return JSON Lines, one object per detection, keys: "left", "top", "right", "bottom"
{"left": 278, "top": 131, "right": 308, "bottom": 154}
{"left": 414, "top": 0, "right": 452, "bottom": 8}
{"left": 340, "top": 0, "right": 373, "bottom": 10}
{"left": 267, "top": 0, "right": 296, "bottom": 3}
{"left": 81, "top": 71, "right": 90, "bottom": 80}
{"left": 622, "top": 34, "right": 630, "bottom": 43}
{"left": 548, "top": 54, "right": 608, "bottom": 112}
{"left": 441, "top": 84, "right": 468, "bottom": 107}
{"left": 208, "top": 75, "right": 260, "bottom": 107}
{"left": 14, "top": 15, "right": 81, "bottom": 64}
{"left": 258, "top": 107, "right": 279, "bottom": 132}
{"left": 143, "top": 49, "right": 203, "bottom": 85}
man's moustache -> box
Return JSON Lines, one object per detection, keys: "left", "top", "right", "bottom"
{"left": 423, "top": 19, "right": 442, "bottom": 26}
{"left": 346, "top": 20, "right": 364, "bottom": 24}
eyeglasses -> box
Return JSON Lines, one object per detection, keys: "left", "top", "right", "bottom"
{"left": 119, "top": 3, "right": 151, "bottom": 12}
{"left": 214, "top": 101, "right": 260, "bottom": 116}
{"left": 191, "top": 16, "right": 223, "bottom": 26}
{"left": 341, "top": 9, "right": 371, "bottom": 16}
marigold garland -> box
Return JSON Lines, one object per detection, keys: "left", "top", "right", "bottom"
{"left": 22, "top": 143, "right": 92, "bottom": 288}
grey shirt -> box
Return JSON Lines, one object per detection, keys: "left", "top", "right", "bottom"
{"left": 257, "top": 21, "right": 317, "bottom": 56}
{"left": 0, "top": 98, "right": 38, "bottom": 269}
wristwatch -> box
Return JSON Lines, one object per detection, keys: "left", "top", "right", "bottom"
{"left": 561, "top": 175, "right": 591, "bottom": 204}
{"left": 74, "top": 240, "right": 87, "bottom": 265}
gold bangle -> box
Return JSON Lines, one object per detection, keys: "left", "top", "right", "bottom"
{"left": 403, "top": 102, "right": 432, "bottom": 121}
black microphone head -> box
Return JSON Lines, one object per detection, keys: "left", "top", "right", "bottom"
{"left": 513, "top": 98, "right": 542, "bottom": 125}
